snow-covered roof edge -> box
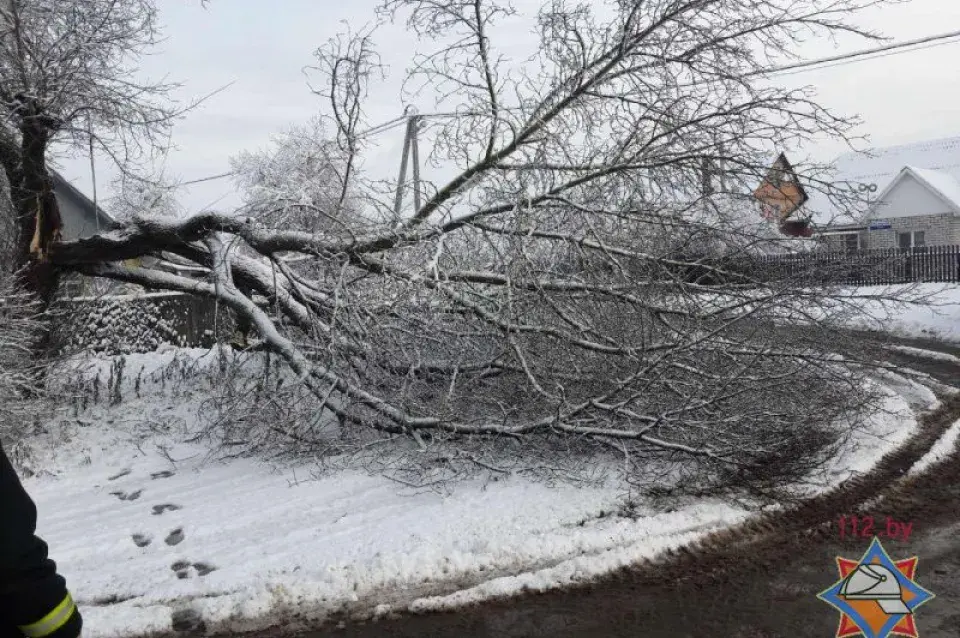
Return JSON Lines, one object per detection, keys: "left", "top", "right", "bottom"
{"left": 871, "top": 166, "right": 960, "bottom": 217}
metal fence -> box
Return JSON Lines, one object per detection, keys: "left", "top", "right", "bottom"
{"left": 752, "top": 245, "right": 960, "bottom": 286}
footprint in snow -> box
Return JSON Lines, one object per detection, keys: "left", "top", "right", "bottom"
{"left": 107, "top": 468, "right": 132, "bottom": 481}
{"left": 193, "top": 562, "right": 216, "bottom": 576}
{"left": 171, "top": 561, "right": 217, "bottom": 579}
{"left": 171, "top": 608, "right": 205, "bottom": 633}
{"left": 151, "top": 470, "right": 175, "bottom": 480}
{"left": 165, "top": 528, "right": 185, "bottom": 546}
{"left": 110, "top": 489, "right": 143, "bottom": 502}
{"left": 171, "top": 560, "right": 191, "bottom": 580}
{"left": 131, "top": 533, "right": 152, "bottom": 548}
{"left": 152, "top": 503, "right": 182, "bottom": 515}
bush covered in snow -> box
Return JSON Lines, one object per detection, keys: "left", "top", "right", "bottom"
{"left": 0, "top": 277, "right": 51, "bottom": 445}
{"left": 56, "top": 296, "right": 184, "bottom": 356}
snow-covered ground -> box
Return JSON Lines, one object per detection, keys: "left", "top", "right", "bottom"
{"left": 687, "top": 283, "right": 960, "bottom": 341}
{"left": 836, "top": 283, "right": 960, "bottom": 342}
{"left": 14, "top": 345, "right": 938, "bottom": 638}
{"left": 24, "top": 393, "right": 748, "bottom": 637}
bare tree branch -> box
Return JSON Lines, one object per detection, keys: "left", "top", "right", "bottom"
{"left": 48, "top": 0, "right": 907, "bottom": 492}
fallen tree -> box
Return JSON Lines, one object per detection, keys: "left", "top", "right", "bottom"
{"left": 41, "top": 0, "right": 915, "bottom": 491}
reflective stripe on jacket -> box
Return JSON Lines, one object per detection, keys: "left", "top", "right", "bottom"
{"left": 18, "top": 593, "right": 77, "bottom": 638}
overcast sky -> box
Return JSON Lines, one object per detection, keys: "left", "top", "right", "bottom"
{"left": 53, "top": 0, "right": 960, "bottom": 214}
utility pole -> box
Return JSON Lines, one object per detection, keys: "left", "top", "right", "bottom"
{"left": 393, "top": 107, "right": 422, "bottom": 217}
{"left": 411, "top": 115, "right": 422, "bottom": 214}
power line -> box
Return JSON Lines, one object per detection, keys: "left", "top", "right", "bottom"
{"left": 758, "top": 28, "right": 960, "bottom": 78}
{"left": 404, "top": 28, "right": 960, "bottom": 120}
{"left": 170, "top": 28, "right": 960, "bottom": 187}
{"left": 356, "top": 114, "right": 409, "bottom": 139}
{"left": 768, "top": 37, "right": 960, "bottom": 78}
{"left": 169, "top": 118, "right": 410, "bottom": 187}
{"left": 179, "top": 171, "right": 237, "bottom": 186}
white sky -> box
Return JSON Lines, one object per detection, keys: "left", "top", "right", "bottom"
{"left": 53, "top": 0, "right": 960, "bottom": 215}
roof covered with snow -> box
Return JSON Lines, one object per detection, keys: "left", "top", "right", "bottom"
{"left": 902, "top": 166, "right": 960, "bottom": 213}
{"left": 806, "top": 134, "right": 960, "bottom": 226}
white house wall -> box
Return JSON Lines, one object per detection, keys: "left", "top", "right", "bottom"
{"left": 870, "top": 173, "right": 955, "bottom": 219}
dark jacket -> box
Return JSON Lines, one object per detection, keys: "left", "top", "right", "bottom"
{"left": 0, "top": 442, "right": 82, "bottom": 638}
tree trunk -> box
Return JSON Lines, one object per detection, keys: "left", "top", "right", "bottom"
{"left": 12, "top": 116, "right": 62, "bottom": 310}
{"left": 0, "top": 110, "right": 65, "bottom": 367}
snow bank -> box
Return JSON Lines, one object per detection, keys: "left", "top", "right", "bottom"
{"left": 682, "top": 283, "right": 960, "bottom": 341}
{"left": 52, "top": 344, "right": 237, "bottom": 388}
{"left": 833, "top": 283, "right": 960, "bottom": 342}
{"left": 787, "top": 378, "right": 926, "bottom": 500}
{"left": 16, "top": 348, "right": 928, "bottom": 637}
{"left": 406, "top": 508, "right": 744, "bottom": 613}
{"left": 886, "top": 344, "right": 960, "bottom": 364}
{"left": 908, "top": 419, "right": 960, "bottom": 476}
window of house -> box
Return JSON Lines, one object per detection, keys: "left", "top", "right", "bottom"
{"left": 843, "top": 233, "right": 860, "bottom": 253}
{"left": 898, "top": 231, "right": 926, "bottom": 249}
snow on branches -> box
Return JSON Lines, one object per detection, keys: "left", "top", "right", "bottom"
{"left": 230, "top": 117, "right": 367, "bottom": 236}
{"left": 49, "top": 0, "right": 906, "bottom": 493}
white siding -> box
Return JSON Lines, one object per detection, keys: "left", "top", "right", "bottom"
{"left": 870, "top": 173, "right": 955, "bottom": 219}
